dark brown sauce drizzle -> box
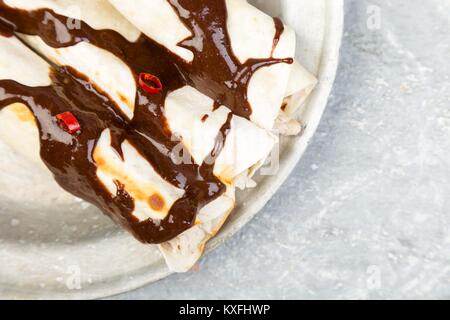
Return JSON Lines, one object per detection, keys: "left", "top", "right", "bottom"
{"left": 0, "top": 0, "right": 291, "bottom": 243}
{"left": 167, "top": 0, "right": 293, "bottom": 119}
{"left": 272, "top": 18, "right": 285, "bottom": 56}
{"left": 0, "top": 13, "right": 14, "bottom": 36}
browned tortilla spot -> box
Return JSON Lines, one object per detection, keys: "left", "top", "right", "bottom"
{"left": 148, "top": 193, "right": 165, "bottom": 211}
{"left": 118, "top": 92, "right": 130, "bottom": 105}
{"left": 94, "top": 147, "right": 167, "bottom": 214}
{"left": 10, "top": 103, "right": 35, "bottom": 124}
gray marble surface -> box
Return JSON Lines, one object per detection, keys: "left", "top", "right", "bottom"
{"left": 114, "top": 0, "right": 450, "bottom": 299}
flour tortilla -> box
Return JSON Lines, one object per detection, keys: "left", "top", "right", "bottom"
{"left": 164, "top": 86, "right": 277, "bottom": 185}
{"left": 109, "top": 0, "right": 317, "bottom": 131}
{"left": 0, "top": 33, "right": 273, "bottom": 271}
{"left": 159, "top": 187, "right": 236, "bottom": 272}
{"left": 4, "top": 0, "right": 140, "bottom": 42}
{"left": 4, "top": 0, "right": 141, "bottom": 119}
{"left": 0, "top": 35, "right": 50, "bottom": 166}
{"left": 16, "top": 37, "right": 277, "bottom": 187}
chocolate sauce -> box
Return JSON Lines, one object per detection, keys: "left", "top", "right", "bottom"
{"left": 272, "top": 18, "right": 285, "bottom": 56}
{"left": 0, "top": 0, "right": 291, "bottom": 243}
{"left": 167, "top": 0, "right": 293, "bottom": 119}
{"left": 0, "top": 15, "right": 13, "bottom": 36}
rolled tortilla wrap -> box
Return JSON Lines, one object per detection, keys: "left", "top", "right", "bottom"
{"left": 283, "top": 61, "right": 318, "bottom": 116}
{"left": 0, "top": 1, "right": 291, "bottom": 271}
{"left": 2, "top": 0, "right": 141, "bottom": 120}
{"left": 2, "top": 0, "right": 316, "bottom": 129}
{"left": 159, "top": 186, "right": 236, "bottom": 272}
{"left": 109, "top": 0, "right": 317, "bottom": 131}
{"left": 0, "top": 34, "right": 187, "bottom": 230}
{"left": 9, "top": 11, "right": 278, "bottom": 186}
{"left": 94, "top": 126, "right": 237, "bottom": 272}
{"left": 164, "top": 86, "right": 277, "bottom": 185}
{"left": 0, "top": 34, "right": 267, "bottom": 271}
{"left": 2, "top": 0, "right": 140, "bottom": 42}
{"left": 0, "top": 35, "right": 51, "bottom": 165}
{"left": 3, "top": 0, "right": 315, "bottom": 134}
{"left": 94, "top": 127, "right": 236, "bottom": 272}
{"left": 19, "top": 34, "right": 138, "bottom": 120}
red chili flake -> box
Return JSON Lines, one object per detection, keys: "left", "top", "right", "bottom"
{"left": 139, "top": 72, "right": 163, "bottom": 94}
{"left": 56, "top": 112, "right": 81, "bottom": 134}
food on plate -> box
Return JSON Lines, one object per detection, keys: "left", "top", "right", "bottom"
{"left": 0, "top": 0, "right": 316, "bottom": 271}
{"left": 110, "top": 0, "right": 317, "bottom": 131}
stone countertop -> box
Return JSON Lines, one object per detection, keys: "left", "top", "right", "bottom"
{"left": 115, "top": 0, "right": 450, "bottom": 299}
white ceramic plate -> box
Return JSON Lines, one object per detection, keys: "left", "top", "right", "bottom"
{"left": 0, "top": 0, "right": 343, "bottom": 299}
